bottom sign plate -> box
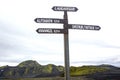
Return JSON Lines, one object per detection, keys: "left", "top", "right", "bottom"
{"left": 36, "top": 28, "right": 67, "bottom": 34}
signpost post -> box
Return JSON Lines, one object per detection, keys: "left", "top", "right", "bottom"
{"left": 63, "top": 11, "right": 70, "bottom": 80}
{"left": 35, "top": 6, "right": 101, "bottom": 80}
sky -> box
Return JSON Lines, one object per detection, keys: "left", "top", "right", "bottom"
{"left": 0, "top": 0, "right": 120, "bottom": 67}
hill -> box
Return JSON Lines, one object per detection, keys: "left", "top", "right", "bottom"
{"left": 0, "top": 60, "right": 120, "bottom": 79}
{"left": 0, "top": 60, "right": 64, "bottom": 78}
{"left": 70, "top": 64, "right": 120, "bottom": 80}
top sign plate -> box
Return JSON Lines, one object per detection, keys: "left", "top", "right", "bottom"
{"left": 52, "top": 6, "right": 78, "bottom": 12}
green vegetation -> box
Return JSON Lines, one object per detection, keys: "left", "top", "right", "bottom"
{"left": 0, "top": 60, "right": 120, "bottom": 80}
{"left": 18, "top": 60, "right": 41, "bottom": 67}
{"left": 0, "top": 60, "right": 64, "bottom": 78}
{"left": 1, "top": 77, "right": 94, "bottom": 80}
{"left": 70, "top": 66, "right": 108, "bottom": 76}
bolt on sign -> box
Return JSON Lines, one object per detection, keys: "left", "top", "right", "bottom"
{"left": 34, "top": 6, "right": 101, "bottom": 80}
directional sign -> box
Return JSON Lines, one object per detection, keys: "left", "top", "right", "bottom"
{"left": 36, "top": 28, "right": 67, "bottom": 34}
{"left": 52, "top": 6, "right": 78, "bottom": 12}
{"left": 35, "top": 6, "right": 101, "bottom": 80}
{"left": 34, "top": 18, "right": 64, "bottom": 24}
{"left": 68, "top": 24, "right": 101, "bottom": 30}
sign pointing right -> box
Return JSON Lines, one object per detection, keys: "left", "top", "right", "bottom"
{"left": 68, "top": 24, "right": 101, "bottom": 30}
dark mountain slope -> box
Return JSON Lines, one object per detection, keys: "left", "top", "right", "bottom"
{"left": 0, "top": 60, "right": 64, "bottom": 78}
{"left": 0, "top": 60, "right": 120, "bottom": 80}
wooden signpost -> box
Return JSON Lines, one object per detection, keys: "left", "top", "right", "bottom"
{"left": 35, "top": 6, "right": 101, "bottom": 80}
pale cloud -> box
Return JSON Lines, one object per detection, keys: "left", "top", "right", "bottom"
{"left": 71, "top": 55, "right": 120, "bottom": 67}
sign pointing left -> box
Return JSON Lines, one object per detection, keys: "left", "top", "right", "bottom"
{"left": 34, "top": 18, "right": 64, "bottom": 24}
{"left": 36, "top": 28, "right": 67, "bottom": 34}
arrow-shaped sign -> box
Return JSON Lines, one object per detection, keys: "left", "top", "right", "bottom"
{"left": 52, "top": 6, "right": 78, "bottom": 12}
{"left": 34, "top": 18, "right": 64, "bottom": 24}
{"left": 68, "top": 24, "right": 101, "bottom": 30}
{"left": 36, "top": 28, "right": 67, "bottom": 34}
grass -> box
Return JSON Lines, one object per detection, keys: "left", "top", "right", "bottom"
{"left": 1, "top": 77, "right": 94, "bottom": 80}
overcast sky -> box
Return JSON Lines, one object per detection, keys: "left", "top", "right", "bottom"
{"left": 0, "top": 0, "right": 120, "bottom": 67}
